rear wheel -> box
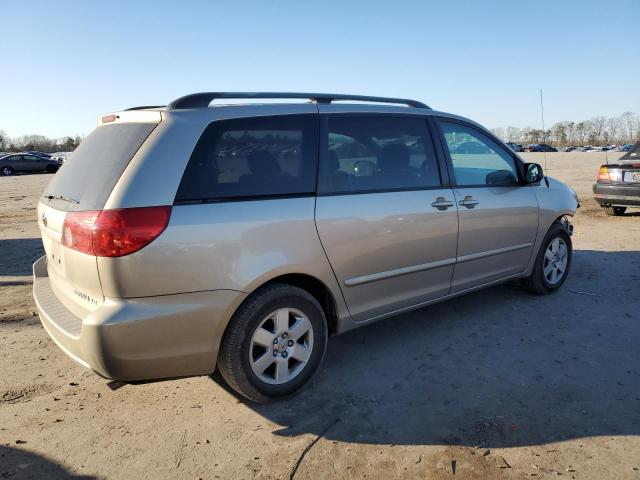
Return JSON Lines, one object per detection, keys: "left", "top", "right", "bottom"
{"left": 217, "top": 284, "right": 327, "bottom": 403}
{"left": 1, "top": 166, "right": 13, "bottom": 176}
{"left": 603, "top": 205, "right": 626, "bottom": 216}
{"left": 523, "top": 223, "right": 572, "bottom": 294}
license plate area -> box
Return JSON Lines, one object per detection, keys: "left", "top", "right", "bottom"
{"left": 45, "top": 236, "right": 67, "bottom": 278}
{"left": 623, "top": 171, "right": 640, "bottom": 183}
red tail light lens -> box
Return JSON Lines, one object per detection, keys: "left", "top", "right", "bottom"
{"left": 101, "top": 114, "right": 118, "bottom": 123}
{"left": 61, "top": 211, "right": 99, "bottom": 255}
{"left": 61, "top": 206, "right": 171, "bottom": 257}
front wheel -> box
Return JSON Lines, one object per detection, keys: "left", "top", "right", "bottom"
{"left": 523, "top": 223, "right": 572, "bottom": 294}
{"left": 217, "top": 284, "right": 327, "bottom": 403}
{"left": 603, "top": 205, "right": 626, "bottom": 216}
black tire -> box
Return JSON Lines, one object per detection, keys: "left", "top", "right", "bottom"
{"left": 45, "top": 165, "right": 59, "bottom": 173}
{"left": 1, "top": 166, "right": 13, "bottom": 176}
{"left": 523, "top": 222, "right": 572, "bottom": 295}
{"left": 217, "top": 283, "right": 327, "bottom": 403}
{"left": 602, "top": 205, "right": 626, "bottom": 216}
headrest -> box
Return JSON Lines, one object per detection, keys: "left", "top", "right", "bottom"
{"left": 247, "top": 150, "right": 280, "bottom": 176}
{"left": 379, "top": 143, "right": 410, "bottom": 170}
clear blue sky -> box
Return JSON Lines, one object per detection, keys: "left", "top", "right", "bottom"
{"left": 2, "top": 0, "right": 639, "bottom": 138}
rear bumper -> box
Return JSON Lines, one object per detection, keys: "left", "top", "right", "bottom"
{"left": 592, "top": 183, "right": 640, "bottom": 207}
{"left": 33, "top": 256, "right": 246, "bottom": 381}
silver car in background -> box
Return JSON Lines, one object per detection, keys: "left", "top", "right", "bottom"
{"left": 33, "top": 93, "right": 579, "bottom": 402}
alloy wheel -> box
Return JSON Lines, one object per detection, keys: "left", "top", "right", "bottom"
{"left": 543, "top": 237, "right": 568, "bottom": 285}
{"left": 249, "top": 308, "right": 314, "bottom": 385}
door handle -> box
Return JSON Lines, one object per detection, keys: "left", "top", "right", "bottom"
{"left": 458, "top": 195, "right": 479, "bottom": 208}
{"left": 431, "top": 196, "right": 455, "bottom": 210}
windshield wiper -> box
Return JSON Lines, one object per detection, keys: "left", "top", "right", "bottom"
{"left": 43, "top": 194, "right": 79, "bottom": 204}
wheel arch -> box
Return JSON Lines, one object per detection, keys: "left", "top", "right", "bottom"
{"left": 524, "top": 212, "right": 573, "bottom": 277}
{"left": 237, "top": 273, "right": 339, "bottom": 336}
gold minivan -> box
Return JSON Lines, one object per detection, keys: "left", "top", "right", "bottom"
{"left": 34, "top": 93, "right": 578, "bottom": 402}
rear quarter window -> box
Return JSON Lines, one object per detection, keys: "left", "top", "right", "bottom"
{"left": 175, "top": 114, "right": 318, "bottom": 202}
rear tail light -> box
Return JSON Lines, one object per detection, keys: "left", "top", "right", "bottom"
{"left": 61, "top": 206, "right": 171, "bottom": 257}
{"left": 597, "top": 166, "right": 610, "bottom": 182}
{"left": 62, "top": 211, "right": 100, "bottom": 254}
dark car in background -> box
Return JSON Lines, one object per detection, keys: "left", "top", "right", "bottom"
{"left": 529, "top": 143, "right": 558, "bottom": 153}
{"left": 26, "top": 150, "right": 53, "bottom": 159}
{"left": 593, "top": 143, "right": 640, "bottom": 215}
{"left": 506, "top": 142, "right": 524, "bottom": 152}
{"left": 0, "top": 153, "right": 60, "bottom": 176}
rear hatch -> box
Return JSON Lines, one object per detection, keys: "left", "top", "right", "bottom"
{"left": 38, "top": 113, "right": 160, "bottom": 318}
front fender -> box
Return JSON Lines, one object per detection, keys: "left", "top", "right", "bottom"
{"left": 524, "top": 177, "right": 578, "bottom": 276}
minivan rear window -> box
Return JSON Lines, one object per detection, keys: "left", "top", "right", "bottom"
{"left": 43, "top": 123, "right": 157, "bottom": 211}
{"left": 175, "top": 115, "right": 318, "bottom": 202}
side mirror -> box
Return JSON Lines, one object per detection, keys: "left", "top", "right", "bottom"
{"left": 524, "top": 163, "right": 544, "bottom": 183}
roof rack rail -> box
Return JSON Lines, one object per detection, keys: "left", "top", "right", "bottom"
{"left": 125, "top": 105, "right": 165, "bottom": 111}
{"left": 167, "top": 92, "right": 430, "bottom": 110}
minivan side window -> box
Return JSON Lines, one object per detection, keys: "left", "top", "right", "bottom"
{"left": 439, "top": 120, "right": 519, "bottom": 186}
{"left": 176, "top": 115, "right": 318, "bottom": 202}
{"left": 318, "top": 115, "right": 440, "bottom": 194}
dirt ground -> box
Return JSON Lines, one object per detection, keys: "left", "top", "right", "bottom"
{"left": 1, "top": 152, "right": 639, "bottom": 479}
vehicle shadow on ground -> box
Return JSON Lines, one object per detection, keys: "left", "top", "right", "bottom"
{"left": 0, "top": 238, "right": 43, "bottom": 277}
{"left": 218, "top": 249, "right": 640, "bottom": 448}
{"left": 0, "top": 445, "right": 97, "bottom": 479}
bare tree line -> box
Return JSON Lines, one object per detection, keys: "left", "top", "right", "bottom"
{"left": 0, "top": 130, "right": 82, "bottom": 153}
{"left": 3, "top": 112, "right": 638, "bottom": 154}
{"left": 491, "top": 112, "right": 639, "bottom": 147}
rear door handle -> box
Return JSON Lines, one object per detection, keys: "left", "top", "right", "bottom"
{"left": 458, "top": 196, "right": 479, "bottom": 208}
{"left": 431, "top": 196, "right": 455, "bottom": 210}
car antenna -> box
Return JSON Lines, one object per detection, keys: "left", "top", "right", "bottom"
{"left": 539, "top": 89, "right": 548, "bottom": 172}
{"left": 539, "top": 88, "right": 549, "bottom": 186}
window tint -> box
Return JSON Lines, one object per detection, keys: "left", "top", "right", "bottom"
{"left": 44, "top": 122, "right": 157, "bottom": 212}
{"left": 24, "top": 155, "right": 40, "bottom": 162}
{"left": 439, "top": 121, "right": 519, "bottom": 186}
{"left": 176, "top": 115, "right": 318, "bottom": 202}
{"left": 319, "top": 115, "right": 440, "bottom": 194}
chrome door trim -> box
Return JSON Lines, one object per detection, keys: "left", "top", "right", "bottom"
{"left": 456, "top": 243, "right": 533, "bottom": 264}
{"left": 344, "top": 257, "right": 457, "bottom": 287}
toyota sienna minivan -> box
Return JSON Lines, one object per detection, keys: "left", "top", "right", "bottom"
{"left": 33, "top": 92, "right": 579, "bottom": 402}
